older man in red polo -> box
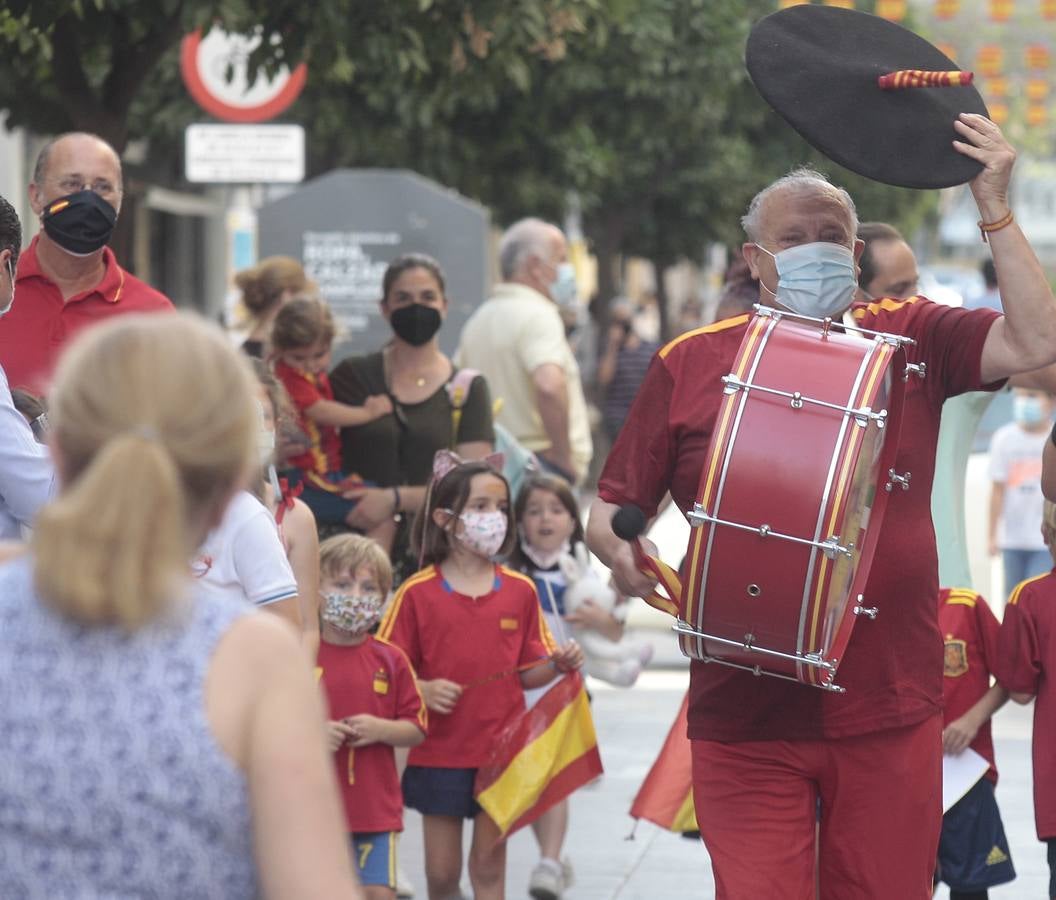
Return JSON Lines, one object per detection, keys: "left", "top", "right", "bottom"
{"left": 0, "top": 132, "right": 172, "bottom": 394}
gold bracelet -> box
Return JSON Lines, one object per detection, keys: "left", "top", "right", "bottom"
{"left": 978, "top": 209, "right": 1014, "bottom": 243}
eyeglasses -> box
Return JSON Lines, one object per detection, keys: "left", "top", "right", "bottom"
{"left": 52, "top": 176, "right": 120, "bottom": 199}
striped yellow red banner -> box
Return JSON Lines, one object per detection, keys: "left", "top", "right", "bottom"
{"left": 1044, "top": 0, "right": 1056, "bottom": 19}
{"left": 989, "top": 0, "right": 1013, "bottom": 20}
{"left": 474, "top": 672, "right": 602, "bottom": 839}
{"left": 876, "top": 0, "right": 907, "bottom": 18}
{"left": 1027, "top": 44, "right": 1051, "bottom": 70}
{"left": 1028, "top": 104, "right": 1048, "bottom": 125}
{"left": 977, "top": 45, "right": 1004, "bottom": 77}
{"left": 1027, "top": 78, "right": 1050, "bottom": 101}
{"left": 630, "top": 693, "right": 696, "bottom": 833}
{"left": 935, "top": 42, "right": 959, "bottom": 62}
{"left": 990, "top": 102, "right": 1009, "bottom": 125}
{"left": 984, "top": 77, "right": 1009, "bottom": 98}
{"left": 935, "top": 0, "right": 960, "bottom": 18}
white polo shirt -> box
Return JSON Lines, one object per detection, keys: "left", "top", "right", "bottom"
{"left": 193, "top": 490, "right": 298, "bottom": 608}
{"left": 0, "top": 365, "right": 54, "bottom": 538}
{"left": 455, "top": 282, "right": 593, "bottom": 481}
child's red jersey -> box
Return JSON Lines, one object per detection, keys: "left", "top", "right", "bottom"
{"left": 317, "top": 634, "right": 427, "bottom": 833}
{"left": 996, "top": 568, "right": 1056, "bottom": 838}
{"left": 274, "top": 360, "right": 341, "bottom": 474}
{"left": 938, "top": 587, "right": 1000, "bottom": 783}
{"left": 377, "top": 564, "right": 556, "bottom": 768}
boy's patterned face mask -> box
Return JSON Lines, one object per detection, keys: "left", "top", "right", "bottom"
{"left": 320, "top": 592, "right": 383, "bottom": 634}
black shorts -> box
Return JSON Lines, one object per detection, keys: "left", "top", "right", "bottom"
{"left": 936, "top": 777, "right": 1016, "bottom": 891}
{"left": 402, "top": 765, "right": 482, "bottom": 820}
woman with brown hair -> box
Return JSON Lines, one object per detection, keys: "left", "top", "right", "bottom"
{"left": 0, "top": 313, "right": 360, "bottom": 898}
{"left": 330, "top": 253, "right": 494, "bottom": 582}
{"left": 233, "top": 255, "right": 315, "bottom": 358}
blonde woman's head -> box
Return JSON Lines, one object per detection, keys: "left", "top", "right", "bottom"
{"left": 33, "top": 312, "right": 258, "bottom": 628}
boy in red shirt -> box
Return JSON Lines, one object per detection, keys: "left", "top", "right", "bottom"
{"left": 997, "top": 500, "right": 1056, "bottom": 900}
{"left": 316, "top": 533, "right": 427, "bottom": 900}
{"left": 936, "top": 587, "right": 1015, "bottom": 899}
{"left": 270, "top": 296, "right": 395, "bottom": 548}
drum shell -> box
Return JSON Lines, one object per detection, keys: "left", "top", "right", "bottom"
{"left": 679, "top": 313, "right": 907, "bottom": 689}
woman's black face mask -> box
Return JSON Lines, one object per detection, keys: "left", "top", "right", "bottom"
{"left": 389, "top": 302, "right": 442, "bottom": 346}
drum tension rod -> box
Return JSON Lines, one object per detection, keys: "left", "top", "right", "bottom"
{"left": 885, "top": 469, "right": 911, "bottom": 492}
{"left": 903, "top": 362, "right": 927, "bottom": 382}
{"left": 721, "top": 375, "right": 888, "bottom": 428}
{"left": 689, "top": 507, "right": 853, "bottom": 560}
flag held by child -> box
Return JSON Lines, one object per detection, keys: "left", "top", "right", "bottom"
{"left": 474, "top": 670, "right": 602, "bottom": 840}
{"left": 630, "top": 691, "right": 696, "bottom": 832}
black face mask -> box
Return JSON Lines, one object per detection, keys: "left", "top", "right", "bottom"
{"left": 389, "top": 303, "right": 442, "bottom": 346}
{"left": 41, "top": 190, "right": 118, "bottom": 256}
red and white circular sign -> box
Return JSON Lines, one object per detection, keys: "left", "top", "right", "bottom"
{"left": 180, "top": 27, "right": 307, "bottom": 123}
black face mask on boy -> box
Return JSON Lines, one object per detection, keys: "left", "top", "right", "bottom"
{"left": 41, "top": 190, "right": 118, "bottom": 256}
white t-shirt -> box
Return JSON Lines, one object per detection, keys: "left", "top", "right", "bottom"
{"left": 989, "top": 422, "right": 1049, "bottom": 550}
{"left": 193, "top": 491, "right": 298, "bottom": 607}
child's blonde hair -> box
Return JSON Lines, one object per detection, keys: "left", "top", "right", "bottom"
{"left": 319, "top": 533, "right": 393, "bottom": 596}
{"left": 33, "top": 313, "right": 258, "bottom": 629}
{"left": 270, "top": 295, "right": 335, "bottom": 352}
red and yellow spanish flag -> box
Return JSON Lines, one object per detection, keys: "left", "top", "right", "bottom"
{"left": 984, "top": 76, "right": 1009, "bottom": 98}
{"left": 934, "top": 0, "right": 960, "bottom": 19}
{"left": 1028, "top": 104, "right": 1048, "bottom": 126}
{"left": 629, "top": 692, "right": 696, "bottom": 833}
{"left": 1028, "top": 78, "right": 1050, "bottom": 101}
{"left": 1026, "top": 44, "right": 1051, "bottom": 70}
{"left": 1045, "top": 0, "right": 1056, "bottom": 20}
{"left": 877, "top": 0, "right": 907, "bottom": 19}
{"left": 977, "top": 44, "right": 1005, "bottom": 77}
{"left": 474, "top": 671, "right": 602, "bottom": 840}
{"left": 935, "top": 42, "right": 959, "bottom": 63}
{"left": 989, "top": 0, "right": 1013, "bottom": 20}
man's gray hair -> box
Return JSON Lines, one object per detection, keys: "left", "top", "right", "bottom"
{"left": 740, "top": 167, "right": 858, "bottom": 243}
{"left": 498, "top": 217, "right": 560, "bottom": 280}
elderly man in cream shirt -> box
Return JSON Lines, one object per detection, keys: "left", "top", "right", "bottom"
{"left": 456, "top": 217, "right": 593, "bottom": 485}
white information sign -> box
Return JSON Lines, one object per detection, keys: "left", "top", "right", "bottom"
{"left": 185, "top": 124, "right": 305, "bottom": 183}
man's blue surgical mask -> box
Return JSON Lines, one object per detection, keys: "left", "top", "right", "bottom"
{"left": 548, "top": 262, "right": 578, "bottom": 307}
{"left": 755, "top": 241, "right": 858, "bottom": 320}
{"left": 1013, "top": 395, "right": 1046, "bottom": 427}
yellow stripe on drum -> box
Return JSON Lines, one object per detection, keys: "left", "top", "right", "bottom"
{"left": 804, "top": 344, "right": 892, "bottom": 681}
{"left": 688, "top": 315, "right": 770, "bottom": 629}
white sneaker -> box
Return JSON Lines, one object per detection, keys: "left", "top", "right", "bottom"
{"left": 395, "top": 863, "right": 415, "bottom": 898}
{"left": 529, "top": 858, "right": 569, "bottom": 900}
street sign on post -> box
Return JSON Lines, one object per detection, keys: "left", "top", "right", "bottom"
{"left": 180, "top": 27, "right": 307, "bottom": 123}
{"left": 185, "top": 124, "right": 305, "bottom": 183}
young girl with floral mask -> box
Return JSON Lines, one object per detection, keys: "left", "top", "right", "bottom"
{"left": 377, "top": 453, "right": 583, "bottom": 900}
{"left": 316, "top": 533, "right": 427, "bottom": 900}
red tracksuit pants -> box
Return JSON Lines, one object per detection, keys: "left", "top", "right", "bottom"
{"left": 691, "top": 715, "right": 942, "bottom": 899}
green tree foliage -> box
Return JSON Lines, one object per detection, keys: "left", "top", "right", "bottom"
{"left": 0, "top": 0, "right": 935, "bottom": 333}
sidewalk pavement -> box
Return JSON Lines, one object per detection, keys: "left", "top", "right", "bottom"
{"left": 396, "top": 666, "right": 1048, "bottom": 899}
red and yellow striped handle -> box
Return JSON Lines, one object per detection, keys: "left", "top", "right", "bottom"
{"left": 878, "top": 70, "right": 973, "bottom": 89}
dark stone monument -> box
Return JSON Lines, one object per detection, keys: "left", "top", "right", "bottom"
{"left": 257, "top": 169, "right": 490, "bottom": 359}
